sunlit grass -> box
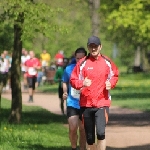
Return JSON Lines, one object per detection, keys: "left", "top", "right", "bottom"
{"left": 111, "top": 73, "right": 150, "bottom": 112}
{"left": 1, "top": 99, "right": 70, "bottom": 150}
{"left": 37, "top": 83, "right": 58, "bottom": 93}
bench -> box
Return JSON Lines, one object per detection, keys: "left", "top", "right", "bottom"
{"left": 127, "top": 66, "right": 143, "bottom": 74}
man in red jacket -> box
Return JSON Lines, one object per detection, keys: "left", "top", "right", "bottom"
{"left": 70, "top": 36, "right": 119, "bottom": 150}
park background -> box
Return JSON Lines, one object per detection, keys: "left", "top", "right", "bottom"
{"left": 1, "top": 0, "right": 150, "bottom": 71}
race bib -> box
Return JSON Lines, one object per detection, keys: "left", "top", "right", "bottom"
{"left": 42, "top": 60, "right": 47, "bottom": 66}
{"left": 71, "top": 87, "right": 80, "bottom": 99}
{"left": 28, "top": 67, "right": 37, "bottom": 75}
{"left": 57, "top": 58, "right": 63, "bottom": 63}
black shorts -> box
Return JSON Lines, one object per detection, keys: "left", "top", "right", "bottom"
{"left": 80, "top": 107, "right": 109, "bottom": 144}
{"left": 27, "top": 76, "right": 37, "bottom": 90}
{"left": 0, "top": 72, "right": 8, "bottom": 85}
{"left": 67, "top": 106, "right": 82, "bottom": 120}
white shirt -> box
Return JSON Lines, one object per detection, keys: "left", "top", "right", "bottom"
{"left": 21, "top": 55, "right": 30, "bottom": 72}
{"left": 0, "top": 58, "right": 9, "bottom": 73}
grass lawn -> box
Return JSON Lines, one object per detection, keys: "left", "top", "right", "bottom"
{"left": 1, "top": 99, "right": 70, "bottom": 150}
{"left": 111, "top": 72, "right": 150, "bottom": 112}
{"left": 37, "top": 83, "right": 58, "bottom": 93}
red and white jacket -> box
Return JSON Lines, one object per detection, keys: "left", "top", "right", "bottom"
{"left": 70, "top": 54, "right": 119, "bottom": 108}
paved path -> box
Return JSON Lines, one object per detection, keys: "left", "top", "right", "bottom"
{"left": 2, "top": 92, "right": 150, "bottom": 150}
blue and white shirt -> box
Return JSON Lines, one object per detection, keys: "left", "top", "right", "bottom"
{"left": 62, "top": 61, "right": 80, "bottom": 109}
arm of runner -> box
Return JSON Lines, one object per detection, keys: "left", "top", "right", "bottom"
{"left": 70, "top": 62, "right": 84, "bottom": 90}
{"left": 33, "top": 59, "right": 41, "bottom": 70}
{"left": 62, "top": 82, "right": 68, "bottom": 100}
{"left": 62, "top": 69, "right": 68, "bottom": 100}
{"left": 109, "top": 59, "right": 119, "bottom": 89}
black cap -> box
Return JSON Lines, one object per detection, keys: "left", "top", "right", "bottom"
{"left": 87, "top": 36, "right": 101, "bottom": 46}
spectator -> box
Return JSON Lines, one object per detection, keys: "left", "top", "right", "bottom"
{"left": 36, "top": 68, "right": 44, "bottom": 87}
{"left": 54, "top": 64, "right": 64, "bottom": 115}
{"left": 40, "top": 50, "right": 51, "bottom": 70}
{"left": 54, "top": 50, "right": 64, "bottom": 67}
{"left": 3, "top": 50, "right": 10, "bottom": 60}
{"left": 0, "top": 53, "right": 10, "bottom": 91}
{"left": 0, "top": 52, "right": 9, "bottom": 74}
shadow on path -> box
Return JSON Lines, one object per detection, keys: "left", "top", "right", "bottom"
{"left": 109, "top": 112, "right": 150, "bottom": 126}
{"left": 17, "top": 142, "right": 150, "bottom": 150}
{"left": 107, "top": 144, "right": 150, "bottom": 150}
{"left": 108, "top": 106, "right": 150, "bottom": 127}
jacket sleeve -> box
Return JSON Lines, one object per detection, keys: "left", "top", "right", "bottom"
{"left": 70, "top": 62, "right": 84, "bottom": 90}
{"left": 109, "top": 59, "right": 119, "bottom": 89}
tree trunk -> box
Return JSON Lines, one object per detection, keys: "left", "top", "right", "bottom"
{"left": 88, "top": 0, "right": 100, "bottom": 36}
{"left": 134, "top": 46, "right": 141, "bottom": 67}
{"left": 8, "top": 13, "right": 24, "bottom": 124}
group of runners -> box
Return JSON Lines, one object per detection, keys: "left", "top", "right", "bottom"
{"left": 21, "top": 49, "right": 65, "bottom": 102}
{"left": 55, "top": 36, "right": 119, "bottom": 150}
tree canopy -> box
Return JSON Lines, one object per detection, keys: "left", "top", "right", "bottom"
{"left": 0, "top": 0, "right": 149, "bottom": 64}
{"left": 101, "top": 0, "right": 150, "bottom": 66}
{"left": 0, "top": 0, "right": 92, "bottom": 58}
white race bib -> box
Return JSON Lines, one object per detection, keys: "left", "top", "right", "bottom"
{"left": 71, "top": 87, "right": 80, "bottom": 99}
{"left": 57, "top": 58, "right": 63, "bottom": 63}
{"left": 42, "top": 60, "right": 47, "bottom": 66}
{"left": 28, "top": 67, "right": 37, "bottom": 75}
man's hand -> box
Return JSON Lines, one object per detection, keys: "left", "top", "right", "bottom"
{"left": 105, "top": 80, "right": 111, "bottom": 90}
{"left": 83, "top": 77, "right": 92, "bottom": 87}
{"left": 63, "top": 92, "right": 68, "bottom": 100}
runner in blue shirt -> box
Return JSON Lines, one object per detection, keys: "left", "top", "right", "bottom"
{"left": 62, "top": 47, "right": 87, "bottom": 150}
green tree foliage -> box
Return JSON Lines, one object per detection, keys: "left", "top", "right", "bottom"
{"left": 0, "top": 24, "right": 13, "bottom": 52}
{"left": 0, "top": 0, "right": 113, "bottom": 58}
{"left": 23, "top": 0, "right": 91, "bottom": 58}
{"left": 101, "top": 0, "right": 150, "bottom": 67}
{"left": 107, "top": 0, "right": 150, "bottom": 44}
{"left": 1, "top": 0, "right": 66, "bottom": 38}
